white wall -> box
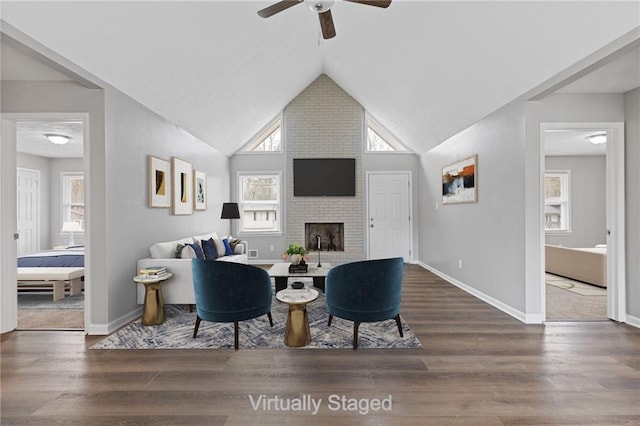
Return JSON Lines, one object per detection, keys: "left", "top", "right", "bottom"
{"left": 545, "top": 155, "right": 606, "bottom": 248}
{"left": 624, "top": 87, "right": 640, "bottom": 322}
{"left": 419, "top": 102, "right": 528, "bottom": 315}
{"left": 104, "top": 88, "right": 230, "bottom": 327}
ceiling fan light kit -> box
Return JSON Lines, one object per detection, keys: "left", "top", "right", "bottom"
{"left": 305, "top": 0, "right": 334, "bottom": 13}
{"left": 258, "top": 0, "right": 391, "bottom": 40}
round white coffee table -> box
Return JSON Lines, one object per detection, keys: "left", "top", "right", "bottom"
{"left": 276, "top": 287, "right": 319, "bottom": 347}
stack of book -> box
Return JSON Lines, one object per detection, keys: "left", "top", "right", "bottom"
{"left": 138, "top": 266, "right": 168, "bottom": 278}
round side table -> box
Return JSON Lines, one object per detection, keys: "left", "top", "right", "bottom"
{"left": 276, "top": 287, "right": 319, "bottom": 347}
{"left": 133, "top": 273, "right": 173, "bottom": 325}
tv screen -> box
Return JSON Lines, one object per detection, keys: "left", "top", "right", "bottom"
{"left": 293, "top": 158, "right": 356, "bottom": 196}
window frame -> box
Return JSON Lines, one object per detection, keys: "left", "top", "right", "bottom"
{"left": 238, "top": 115, "right": 283, "bottom": 154}
{"left": 544, "top": 170, "right": 572, "bottom": 234}
{"left": 237, "top": 171, "right": 282, "bottom": 236}
{"left": 61, "top": 172, "right": 85, "bottom": 233}
{"left": 365, "top": 114, "right": 410, "bottom": 153}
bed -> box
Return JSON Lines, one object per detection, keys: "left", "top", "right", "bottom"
{"left": 545, "top": 244, "right": 607, "bottom": 288}
{"left": 17, "top": 246, "right": 85, "bottom": 300}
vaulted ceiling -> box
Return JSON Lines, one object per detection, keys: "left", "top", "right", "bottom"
{"left": 2, "top": 1, "right": 639, "bottom": 156}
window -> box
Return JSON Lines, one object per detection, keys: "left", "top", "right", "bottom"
{"left": 242, "top": 116, "right": 282, "bottom": 152}
{"left": 366, "top": 115, "right": 407, "bottom": 152}
{"left": 62, "top": 173, "right": 85, "bottom": 231}
{"left": 544, "top": 171, "right": 571, "bottom": 232}
{"left": 238, "top": 173, "right": 281, "bottom": 233}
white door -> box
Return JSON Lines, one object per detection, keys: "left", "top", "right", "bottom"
{"left": 17, "top": 168, "right": 40, "bottom": 256}
{"left": 368, "top": 173, "right": 411, "bottom": 261}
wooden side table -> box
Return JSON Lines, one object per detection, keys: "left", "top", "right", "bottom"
{"left": 276, "top": 287, "right": 319, "bottom": 347}
{"left": 133, "top": 273, "right": 173, "bottom": 325}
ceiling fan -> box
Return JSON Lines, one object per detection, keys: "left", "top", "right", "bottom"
{"left": 258, "top": 0, "right": 392, "bottom": 40}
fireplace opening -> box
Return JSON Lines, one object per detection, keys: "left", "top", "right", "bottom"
{"left": 305, "top": 223, "right": 344, "bottom": 252}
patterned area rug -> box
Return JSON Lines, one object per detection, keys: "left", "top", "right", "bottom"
{"left": 91, "top": 290, "right": 422, "bottom": 350}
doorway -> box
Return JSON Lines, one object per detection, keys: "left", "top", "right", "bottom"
{"left": 367, "top": 172, "right": 412, "bottom": 261}
{"left": 541, "top": 122, "right": 625, "bottom": 322}
{"left": 14, "top": 117, "right": 86, "bottom": 331}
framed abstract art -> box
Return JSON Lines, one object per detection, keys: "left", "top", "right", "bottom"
{"left": 172, "top": 157, "right": 193, "bottom": 215}
{"left": 442, "top": 155, "right": 477, "bottom": 204}
{"left": 194, "top": 170, "right": 207, "bottom": 210}
{"left": 148, "top": 155, "right": 170, "bottom": 208}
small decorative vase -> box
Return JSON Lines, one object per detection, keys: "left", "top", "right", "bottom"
{"left": 290, "top": 254, "right": 302, "bottom": 265}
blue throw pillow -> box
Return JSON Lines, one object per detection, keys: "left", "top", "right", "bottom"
{"left": 222, "top": 238, "right": 234, "bottom": 256}
{"left": 201, "top": 238, "right": 218, "bottom": 260}
{"left": 186, "top": 242, "right": 204, "bottom": 260}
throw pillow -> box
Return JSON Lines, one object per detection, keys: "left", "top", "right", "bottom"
{"left": 186, "top": 242, "right": 204, "bottom": 260}
{"left": 176, "top": 243, "right": 197, "bottom": 259}
{"left": 201, "top": 238, "right": 218, "bottom": 260}
{"left": 222, "top": 238, "right": 234, "bottom": 256}
{"left": 212, "top": 237, "right": 226, "bottom": 258}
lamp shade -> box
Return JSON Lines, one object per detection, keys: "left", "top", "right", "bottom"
{"left": 62, "top": 221, "right": 82, "bottom": 232}
{"left": 220, "top": 203, "right": 240, "bottom": 219}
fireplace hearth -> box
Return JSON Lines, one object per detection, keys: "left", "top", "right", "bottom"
{"left": 305, "top": 223, "right": 344, "bottom": 252}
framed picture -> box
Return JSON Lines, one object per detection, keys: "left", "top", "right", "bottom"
{"left": 148, "top": 155, "right": 171, "bottom": 208}
{"left": 442, "top": 155, "right": 477, "bottom": 204}
{"left": 194, "top": 170, "right": 207, "bottom": 210}
{"left": 172, "top": 157, "right": 193, "bottom": 215}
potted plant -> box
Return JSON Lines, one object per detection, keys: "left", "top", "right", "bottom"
{"left": 285, "top": 242, "right": 307, "bottom": 265}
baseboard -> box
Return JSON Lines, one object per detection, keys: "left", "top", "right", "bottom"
{"left": 415, "top": 261, "right": 535, "bottom": 324}
{"left": 624, "top": 313, "right": 640, "bottom": 328}
{"left": 86, "top": 306, "right": 142, "bottom": 335}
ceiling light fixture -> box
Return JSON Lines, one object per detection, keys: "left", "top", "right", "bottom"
{"left": 45, "top": 134, "right": 71, "bottom": 145}
{"left": 586, "top": 132, "right": 607, "bottom": 145}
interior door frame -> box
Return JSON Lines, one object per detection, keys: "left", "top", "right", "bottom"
{"left": 540, "top": 122, "right": 626, "bottom": 322}
{"left": 16, "top": 167, "right": 41, "bottom": 256}
{"left": 1, "top": 112, "right": 89, "bottom": 334}
{"left": 365, "top": 171, "right": 413, "bottom": 262}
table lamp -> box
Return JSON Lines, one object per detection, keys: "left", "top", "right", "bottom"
{"left": 62, "top": 221, "right": 82, "bottom": 246}
{"left": 220, "top": 202, "right": 240, "bottom": 234}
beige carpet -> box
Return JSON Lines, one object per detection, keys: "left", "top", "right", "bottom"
{"left": 545, "top": 274, "right": 607, "bottom": 321}
{"left": 18, "top": 309, "right": 84, "bottom": 330}
{"left": 17, "top": 292, "right": 84, "bottom": 330}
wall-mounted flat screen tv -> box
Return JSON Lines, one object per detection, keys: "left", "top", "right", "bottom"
{"left": 293, "top": 158, "right": 356, "bottom": 196}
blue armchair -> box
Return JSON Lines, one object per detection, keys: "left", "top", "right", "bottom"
{"left": 325, "top": 257, "right": 404, "bottom": 349}
{"left": 191, "top": 259, "right": 273, "bottom": 349}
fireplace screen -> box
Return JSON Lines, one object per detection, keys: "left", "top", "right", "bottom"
{"left": 305, "top": 223, "right": 344, "bottom": 252}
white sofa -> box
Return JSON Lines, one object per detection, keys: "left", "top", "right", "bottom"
{"left": 137, "top": 231, "right": 248, "bottom": 305}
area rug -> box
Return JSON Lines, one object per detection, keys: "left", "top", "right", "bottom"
{"left": 91, "top": 290, "right": 422, "bottom": 350}
{"left": 545, "top": 274, "right": 606, "bottom": 296}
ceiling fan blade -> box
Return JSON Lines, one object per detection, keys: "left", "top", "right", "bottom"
{"left": 257, "top": 0, "right": 303, "bottom": 18}
{"left": 343, "top": 0, "right": 392, "bottom": 8}
{"left": 319, "top": 10, "right": 336, "bottom": 39}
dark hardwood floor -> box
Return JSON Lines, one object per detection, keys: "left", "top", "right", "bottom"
{"left": 2, "top": 264, "right": 639, "bottom": 425}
